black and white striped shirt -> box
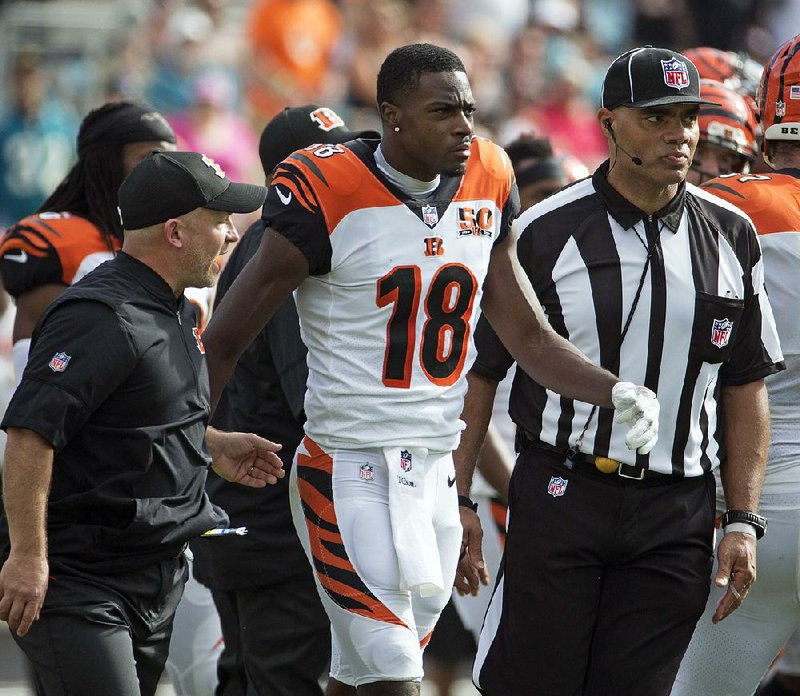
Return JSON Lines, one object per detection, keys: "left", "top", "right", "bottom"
{"left": 473, "top": 162, "right": 784, "bottom": 477}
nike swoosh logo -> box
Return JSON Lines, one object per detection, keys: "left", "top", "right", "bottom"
{"left": 447, "top": 475, "right": 456, "bottom": 488}
{"left": 276, "top": 187, "right": 292, "bottom": 205}
{"left": 4, "top": 250, "right": 28, "bottom": 263}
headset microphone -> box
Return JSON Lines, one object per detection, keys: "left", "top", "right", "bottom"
{"left": 605, "top": 121, "right": 643, "bottom": 166}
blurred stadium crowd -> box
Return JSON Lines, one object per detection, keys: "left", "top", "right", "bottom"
{"left": 1, "top": 0, "right": 798, "bottom": 232}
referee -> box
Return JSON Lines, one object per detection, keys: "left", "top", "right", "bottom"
{"left": 456, "top": 46, "right": 785, "bottom": 696}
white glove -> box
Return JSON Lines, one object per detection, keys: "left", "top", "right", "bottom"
{"left": 611, "top": 381, "right": 659, "bottom": 455}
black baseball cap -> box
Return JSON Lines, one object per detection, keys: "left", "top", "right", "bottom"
{"left": 118, "top": 151, "right": 267, "bottom": 230}
{"left": 602, "top": 46, "right": 720, "bottom": 110}
{"left": 258, "top": 104, "right": 380, "bottom": 176}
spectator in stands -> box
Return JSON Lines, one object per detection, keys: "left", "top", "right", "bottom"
{"left": 0, "top": 49, "right": 78, "bottom": 228}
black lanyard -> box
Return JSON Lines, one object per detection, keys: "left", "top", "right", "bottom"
{"left": 567, "top": 217, "right": 663, "bottom": 461}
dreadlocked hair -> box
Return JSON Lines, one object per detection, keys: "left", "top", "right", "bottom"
{"left": 37, "top": 101, "right": 163, "bottom": 250}
{"left": 38, "top": 143, "right": 125, "bottom": 251}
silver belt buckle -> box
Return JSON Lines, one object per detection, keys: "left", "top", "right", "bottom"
{"left": 618, "top": 463, "right": 645, "bottom": 480}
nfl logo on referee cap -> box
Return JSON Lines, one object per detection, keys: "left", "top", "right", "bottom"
{"left": 661, "top": 58, "right": 690, "bottom": 90}
{"left": 547, "top": 476, "right": 568, "bottom": 498}
{"left": 49, "top": 351, "right": 71, "bottom": 372}
{"left": 711, "top": 318, "right": 733, "bottom": 348}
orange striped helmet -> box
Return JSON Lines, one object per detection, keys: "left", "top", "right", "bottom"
{"left": 698, "top": 79, "right": 758, "bottom": 161}
{"left": 684, "top": 47, "right": 762, "bottom": 120}
{"left": 758, "top": 33, "right": 800, "bottom": 166}
{"left": 684, "top": 47, "right": 761, "bottom": 95}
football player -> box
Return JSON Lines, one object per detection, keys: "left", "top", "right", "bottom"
{"left": 203, "top": 43, "right": 658, "bottom": 696}
{"left": 673, "top": 32, "right": 800, "bottom": 696}
{"left": 687, "top": 79, "right": 758, "bottom": 184}
{"left": 0, "top": 101, "right": 176, "bottom": 383}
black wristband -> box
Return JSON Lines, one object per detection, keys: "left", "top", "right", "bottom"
{"left": 458, "top": 495, "right": 479, "bottom": 513}
{"left": 721, "top": 509, "right": 767, "bottom": 540}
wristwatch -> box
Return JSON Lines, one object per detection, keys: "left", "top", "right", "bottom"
{"left": 721, "top": 509, "right": 767, "bottom": 540}
{"left": 458, "top": 495, "right": 479, "bottom": 513}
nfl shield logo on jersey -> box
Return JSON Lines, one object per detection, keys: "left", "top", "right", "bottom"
{"left": 49, "top": 351, "right": 71, "bottom": 372}
{"left": 777, "top": 100, "right": 786, "bottom": 118}
{"left": 661, "top": 58, "right": 690, "bottom": 90}
{"left": 400, "top": 449, "right": 413, "bottom": 472}
{"left": 422, "top": 205, "right": 439, "bottom": 228}
{"left": 547, "top": 476, "right": 568, "bottom": 498}
{"left": 711, "top": 318, "right": 733, "bottom": 348}
{"left": 359, "top": 463, "right": 374, "bottom": 481}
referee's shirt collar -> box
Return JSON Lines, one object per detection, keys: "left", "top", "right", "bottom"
{"left": 593, "top": 160, "right": 685, "bottom": 232}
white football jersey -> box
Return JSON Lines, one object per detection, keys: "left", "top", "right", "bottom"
{"left": 704, "top": 170, "right": 800, "bottom": 482}
{"left": 264, "top": 138, "right": 519, "bottom": 451}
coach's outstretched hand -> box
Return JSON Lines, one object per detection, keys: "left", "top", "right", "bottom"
{"left": 612, "top": 381, "right": 659, "bottom": 454}
{"left": 206, "top": 428, "right": 285, "bottom": 487}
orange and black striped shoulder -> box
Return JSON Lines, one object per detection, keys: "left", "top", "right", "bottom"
{"left": 272, "top": 143, "right": 400, "bottom": 233}
{"left": 703, "top": 173, "right": 800, "bottom": 234}
{"left": 0, "top": 213, "right": 116, "bottom": 296}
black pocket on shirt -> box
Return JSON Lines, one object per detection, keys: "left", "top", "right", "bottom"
{"left": 690, "top": 291, "right": 745, "bottom": 364}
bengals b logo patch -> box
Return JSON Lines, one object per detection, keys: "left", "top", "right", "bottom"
{"left": 309, "top": 107, "right": 345, "bottom": 132}
{"left": 424, "top": 237, "right": 444, "bottom": 256}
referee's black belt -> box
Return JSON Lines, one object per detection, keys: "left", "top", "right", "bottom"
{"left": 515, "top": 430, "right": 684, "bottom": 484}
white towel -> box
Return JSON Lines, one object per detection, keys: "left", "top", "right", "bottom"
{"left": 383, "top": 446, "right": 444, "bottom": 597}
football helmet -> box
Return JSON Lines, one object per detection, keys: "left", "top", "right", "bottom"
{"left": 690, "top": 80, "right": 758, "bottom": 183}
{"left": 684, "top": 47, "right": 761, "bottom": 96}
{"left": 684, "top": 47, "right": 762, "bottom": 121}
{"left": 758, "top": 33, "right": 800, "bottom": 166}
{"left": 698, "top": 79, "right": 758, "bottom": 160}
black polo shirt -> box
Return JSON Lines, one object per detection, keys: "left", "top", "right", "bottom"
{"left": 193, "top": 219, "right": 309, "bottom": 590}
{"left": 0, "top": 251, "right": 226, "bottom": 573}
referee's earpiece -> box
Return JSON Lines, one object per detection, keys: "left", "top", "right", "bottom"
{"left": 604, "top": 120, "right": 643, "bottom": 166}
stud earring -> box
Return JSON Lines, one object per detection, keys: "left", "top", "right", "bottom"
{"left": 394, "top": 126, "right": 400, "bottom": 132}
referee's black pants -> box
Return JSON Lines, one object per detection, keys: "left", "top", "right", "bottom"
{"left": 476, "top": 448, "right": 715, "bottom": 696}
{"left": 11, "top": 557, "right": 186, "bottom": 696}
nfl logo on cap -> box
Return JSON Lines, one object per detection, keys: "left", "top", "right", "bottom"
{"left": 661, "top": 58, "right": 690, "bottom": 90}
{"left": 49, "top": 351, "right": 71, "bottom": 372}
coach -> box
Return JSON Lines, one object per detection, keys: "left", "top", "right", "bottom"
{"left": 458, "top": 47, "right": 785, "bottom": 695}
{"left": 0, "top": 152, "right": 282, "bottom": 696}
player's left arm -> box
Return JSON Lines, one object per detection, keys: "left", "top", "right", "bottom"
{"left": 712, "top": 378, "right": 769, "bottom": 623}
{"left": 477, "top": 422, "right": 514, "bottom": 502}
{"left": 453, "top": 370, "right": 497, "bottom": 595}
